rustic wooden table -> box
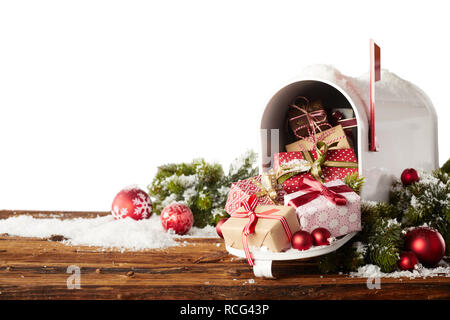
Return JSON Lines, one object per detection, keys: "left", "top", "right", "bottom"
{"left": 0, "top": 210, "right": 449, "bottom": 300}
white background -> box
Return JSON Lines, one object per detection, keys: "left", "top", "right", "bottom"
{"left": 1, "top": 0, "right": 449, "bottom": 211}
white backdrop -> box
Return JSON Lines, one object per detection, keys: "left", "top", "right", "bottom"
{"left": 1, "top": 0, "right": 449, "bottom": 211}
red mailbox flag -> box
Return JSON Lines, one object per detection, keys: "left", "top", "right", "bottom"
{"left": 370, "top": 39, "right": 380, "bottom": 151}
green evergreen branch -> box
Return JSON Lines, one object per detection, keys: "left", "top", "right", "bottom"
{"left": 148, "top": 150, "right": 259, "bottom": 227}
{"left": 343, "top": 172, "right": 365, "bottom": 195}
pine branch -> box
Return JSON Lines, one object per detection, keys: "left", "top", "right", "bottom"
{"left": 318, "top": 239, "right": 366, "bottom": 273}
{"left": 441, "top": 158, "right": 450, "bottom": 174}
{"left": 318, "top": 251, "right": 340, "bottom": 273}
{"left": 148, "top": 151, "right": 259, "bottom": 227}
{"left": 343, "top": 172, "right": 365, "bottom": 195}
{"left": 366, "top": 218, "right": 402, "bottom": 272}
{"left": 226, "top": 150, "right": 259, "bottom": 185}
{"left": 321, "top": 166, "right": 449, "bottom": 272}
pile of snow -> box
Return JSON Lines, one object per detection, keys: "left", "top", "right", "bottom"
{"left": 298, "top": 64, "right": 428, "bottom": 115}
{"left": 299, "top": 64, "right": 419, "bottom": 100}
{"left": 0, "top": 214, "right": 218, "bottom": 251}
{"left": 350, "top": 263, "right": 450, "bottom": 279}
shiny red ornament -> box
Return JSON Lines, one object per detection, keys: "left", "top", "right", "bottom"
{"left": 401, "top": 168, "right": 420, "bottom": 186}
{"left": 291, "top": 230, "right": 313, "bottom": 251}
{"left": 404, "top": 227, "right": 445, "bottom": 267}
{"left": 398, "top": 251, "right": 419, "bottom": 271}
{"left": 311, "top": 227, "right": 331, "bottom": 246}
{"left": 160, "top": 203, "right": 194, "bottom": 235}
{"left": 111, "top": 187, "right": 153, "bottom": 220}
{"left": 216, "top": 218, "right": 228, "bottom": 239}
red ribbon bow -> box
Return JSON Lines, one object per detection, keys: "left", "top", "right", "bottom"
{"left": 288, "top": 176, "right": 352, "bottom": 208}
{"left": 230, "top": 194, "right": 292, "bottom": 266}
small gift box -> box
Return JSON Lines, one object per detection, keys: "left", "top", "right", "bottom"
{"left": 224, "top": 174, "right": 286, "bottom": 215}
{"left": 331, "top": 109, "right": 357, "bottom": 130}
{"left": 222, "top": 195, "right": 301, "bottom": 265}
{"left": 331, "top": 109, "right": 357, "bottom": 149}
{"left": 287, "top": 97, "right": 332, "bottom": 139}
{"left": 274, "top": 143, "right": 358, "bottom": 194}
{"left": 284, "top": 177, "right": 361, "bottom": 238}
{"left": 285, "top": 125, "right": 351, "bottom": 152}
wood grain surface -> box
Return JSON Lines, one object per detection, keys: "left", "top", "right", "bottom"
{"left": 0, "top": 210, "right": 449, "bottom": 300}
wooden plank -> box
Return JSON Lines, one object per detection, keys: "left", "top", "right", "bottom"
{"left": 0, "top": 210, "right": 109, "bottom": 220}
{"left": 0, "top": 211, "right": 449, "bottom": 300}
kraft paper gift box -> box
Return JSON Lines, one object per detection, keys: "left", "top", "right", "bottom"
{"left": 285, "top": 125, "right": 351, "bottom": 152}
{"left": 224, "top": 175, "right": 285, "bottom": 215}
{"left": 221, "top": 204, "right": 300, "bottom": 252}
{"left": 284, "top": 179, "right": 361, "bottom": 238}
{"left": 274, "top": 148, "right": 358, "bottom": 194}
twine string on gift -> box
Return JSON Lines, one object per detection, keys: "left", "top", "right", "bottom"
{"left": 296, "top": 126, "right": 346, "bottom": 152}
{"left": 231, "top": 194, "right": 292, "bottom": 266}
{"left": 288, "top": 176, "right": 353, "bottom": 208}
{"left": 289, "top": 96, "right": 332, "bottom": 141}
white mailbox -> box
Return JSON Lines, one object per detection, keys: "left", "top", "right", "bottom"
{"left": 260, "top": 65, "right": 439, "bottom": 202}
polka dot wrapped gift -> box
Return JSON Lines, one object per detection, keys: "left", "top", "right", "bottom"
{"left": 274, "top": 146, "right": 358, "bottom": 194}
{"left": 284, "top": 177, "right": 361, "bottom": 238}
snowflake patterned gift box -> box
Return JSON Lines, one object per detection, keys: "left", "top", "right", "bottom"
{"left": 284, "top": 178, "right": 361, "bottom": 238}
{"left": 274, "top": 148, "right": 358, "bottom": 194}
{"left": 224, "top": 175, "right": 285, "bottom": 215}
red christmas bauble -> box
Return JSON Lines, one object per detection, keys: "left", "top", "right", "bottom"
{"left": 216, "top": 218, "right": 228, "bottom": 239}
{"left": 291, "top": 231, "right": 313, "bottom": 251}
{"left": 398, "top": 251, "right": 419, "bottom": 271}
{"left": 160, "top": 203, "right": 194, "bottom": 235}
{"left": 404, "top": 227, "right": 445, "bottom": 267}
{"left": 111, "top": 187, "right": 153, "bottom": 220}
{"left": 401, "top": 168, "right": 420, "bottom": 186}
{"left": 311, "top": 228, "right": 331, "bottom": 246}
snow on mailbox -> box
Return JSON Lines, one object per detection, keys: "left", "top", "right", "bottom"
{"left": 259, "top": 64, "right": 438, "bottom": 202}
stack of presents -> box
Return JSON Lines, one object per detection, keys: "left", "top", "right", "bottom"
{"left": 221, "top": 96, "right": 361, "bottom": 265}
